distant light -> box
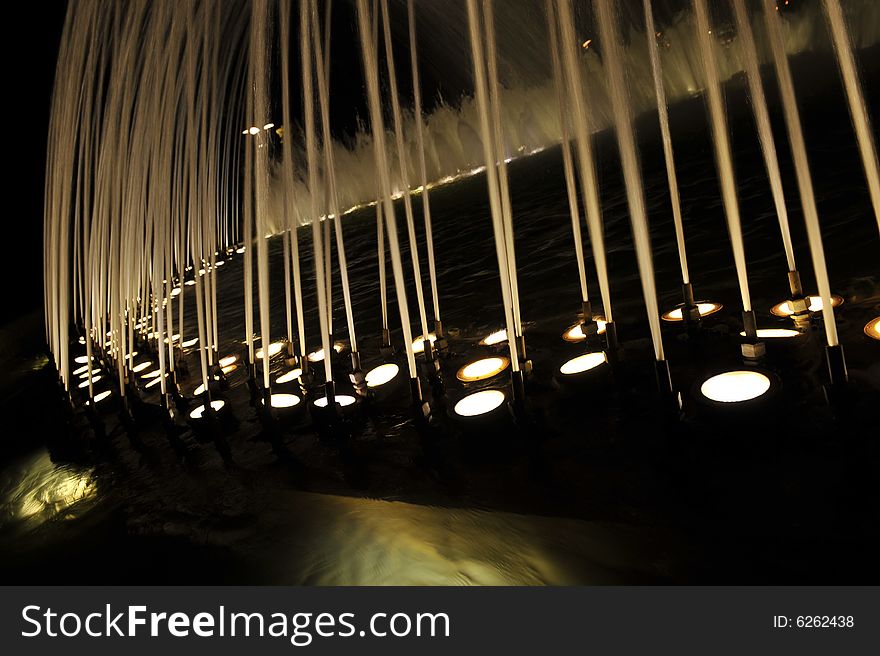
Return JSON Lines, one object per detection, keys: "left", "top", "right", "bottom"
{"left": 662, "top": 302, "right": 723, "bottom": 322}
{"left": 77, "top": 375, "right": 102, "bottom": 388}
{"left": 738, "top": 328, "right": 801, "bottom": 339}
{"left": 276, "top": 368, "right": 303, "bottom": 384}
{"left": 73, "top": 365, "right": 90, "bottom": 376}
{"left": 221, "top": 364, "right": 238, "bottom": 375}
{"left": 74, "top": 355, "right": 93, "bottom": 364}
{"left": 314, "top": 394, "right": 356, "bottom": 408}
{"left": 562, "top": 318, "right": 608, "bottom": 342}
{"left": 214, "top": 260, "right": 224, "bottom": 267}
{"left": 307, "top": 343, "right": 344, "bottom": 363}
{"left": 163, "top": 334, "right": 181, "bottom": 344}
{"left": 142, "top": 370, "right": 162, "bottom": 379}
{"left": 189, "top": 400, "right": 225, "bottom": 419}
{"left": 365, "top": 363, "right": 400, "bottom": 388}
{"left": 242, "top": 129, "right": 249, "bottom": 135}
{"left": 78, "top": 336, "right": 86, "bottom": 345}
{"left": 185, "top": 279, "right": 196, "bottom": 286}
{"left": 699, "top": 371, "right": 771, "bottom": 403}
{"left": 453, "top": 389, "right": 506, "bottom": 417}
{"left": 132, "top": 361, "right": 152, "bottom": 373}
{"left": 582, "top": 39, "right": 592, "bottom": 49}
{"left": 145, "top": 374, "right": 168, "bottom": 389}
{"left": 480, "top": 329, "right": 507, "bottom": 346}
{"left": 170, "top": 287, "right": 181, "bottom": 297}
{"left": 771, "top": 295, "right": 843, "bottom": 317}
{"left": 559, "top": 351, "right": 607, "bottom": 375}
{"left": 236, "top": 247, "right": 246, "bottom": 254}
{"left": 411, "top": 333, "right": 437, "bottom": 354}
{"left": 248, "top": 126, "right": 260, "bottom": 135}
{"left": 181, "top": 337, "right": 198, "bottom": 348}
{"left": 456, "top": 357, "right": 509, "bottom": 382}
{"left": 85, "top": 390, "right": 112, "bottom": 405}
{"left": 255, "top": 341, "right": 285, "bottom": 360}
{"left": 865, "top": 317, "right": 880, "bottom": 341}
{"left": 262, "top": 123, "right": 275, "bottom": 130}
{"left": 219, "top": 355, "right": 238, "bottom": 368}
{"left": 262, "top": 393, "right": 300, "bottom": 408}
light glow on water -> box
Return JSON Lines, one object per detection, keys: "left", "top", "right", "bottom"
{"left": 700, "top": 370, "right": 771, "bottom": 403}
{"left": 454, "top": 389, "right": 506, "bottom": 417}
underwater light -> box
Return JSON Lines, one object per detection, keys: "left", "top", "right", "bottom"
{"left": 699, "top": 370, "right": 771, "bottom": 403}
{"left": 453, "top": 389, "right": 506, "bottom": 417}
{"left": 411, "top": 333, "right": 437, "bottom": 354}
{"left": 85, "top": 390, "right": 112, "bottom": 405}
{"left": 255, "top": 341, "right": 285, "bottom": 360}
{"left": 307, "top": 343, "right": 344, "bottom": 362}
{"left": 181, "top": 337, "right": 198, "bottom": 348}
{"left": 559, "top": 351, "right": 607, "bottom": 375}
{"left": 276, "top": 368, "right": 303, "bottom": 384}
{"left": 77, "top": 375, "right": 102, "bottom": 388}
{"left": 261, "top": 393, "right": 301, "bottom": 409}
{"left": 480, "top": 329, "right": 507, "bottom": 346}
{"left": 365, "top": 363, "right": 400, "bottom": 388}
{"left": 865, "top": 317, "right": 880, "bottom": 341}
{"left": 562, "top": 319, "right": 608, "bottom": 342}
{"left": 314, "top": 394, "right": 356, "bottom": 408}
{"left": 219, "top": 355, "right": 237, "bottom": 368}
{"left": 661, "top": 302, "right": 723, "bottom": 322}
{"left": 189, "top": 400, "right": 225, "bottom": 419}
{"left": 771, "top": 295, "right": 843, "bottom": 317}
{"left": 131, "top": 361, "right": 151, "bottom": 373}
{"left": 738, "top": 328, "right": 801, "bottom": 339}
{"left": 456, "top": 357, "right": 509, "bottom": 382}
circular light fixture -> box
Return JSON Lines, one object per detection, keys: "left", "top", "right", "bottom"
{"left": 770, "top": 294, "right": 843, "bottom": 317}
{"left": 261, "top": 393, "right": 301, "bottom": 409}
{"left": 314, "top": 394, "right": 357, "bottom": 408}
{"left": 189, "top": 400, "right": 225, "bottom": 419}
{"left": 170, "top": 287, "right": 181, "bottom": 297}
{"left": 456, "top": 357, "right": 509, "bottom": 382}
{"left": 72, "top": 364, "right": 90, "bottom": 376}
{"left": 307, "top": 343, "right": 344, "bottom": 363}
{"left": 365, "top": 363, "right": 400, "bottom": 388}
{"left": 221, "top": 364, "right": 238, "bottom": 375}
{"left": 661, "top": 302, "right": 723, "bottom": 322}
{"left": 192, "top": 378, "right": 220, "bottom": 396}
{"left": 248, "top": 126, "right": 260, "bottom": 135}
{"left": 218, "top": 355, "right": 238, "bottom": 368}
{"left": 255, "top": 341, "right": 285, "bottom": 360}
{"left": 77, "top": 375, "right": 102, "bottom": 388}
{"left": 699, "top": 370, "right": 771, "bottom": 403}
{"left": 562, "top": 318, "right": 608, "bottom": 342}
{"left": 865, "top": 317, "right": 880, "bottom": 341}
{"left": 74, "top": 355, "right": 94, "bottom": 364}
{"left": 453, "top": 389, "right": 506, "bottom": 417}
{"left": 738, "top": 328, "right": 801, "bottom": 339}
{"left": 276, "top": 368, "right": 303, "bottom": 384}
{"left": 85, "top": 390, "right": 112, "bottom": 405}
{"left": 479, "top": 329, "right": 507, "bottom": 346}
{"left": 559, "top": 351, "right": 607, "bottom": 375}
{"left": 411, "top": 333, "right": 437, "bottom": 354}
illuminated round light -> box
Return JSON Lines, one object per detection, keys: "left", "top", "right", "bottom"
{"left": 132, "top": 361, "right": 152, "bottom": 373}
{"left": 365, "top": 363, "right": 400, "bottom": 388}
{"left": 170, "top": 287, "right": 181, "bottom": 297}
{"left": 314, "top": 394, "right": 356, "bottom": 408}
{"left": 276, "top": 368, "right": 303, "bottom": 384}
{"left": 185, "top": 279, "right": 196, "bottom": 286}
{"left": 73, "top": 364, "right": 90, "bottom": 376}
{"left": 236, "top": 247, "right": 246, "bottom": 254}
{"left": 411, "top": 333, "right": 437, "bottom": 354}
{"left": 86, "top": 390, "right": 112, "bottom": 405}
{"left": 248, "top": 126, "right": 260, "bottom": 135}
{"left": 145, "top": 374, "right": 168, "bottom": 389}
{"left": 255, "top": 341, "right": 285, "bottom": 360}
{"left": 221, "top": 364, "right": 238, "bottom": 375}
{"left": 262, "top": 122, "right": 275, "bottom": 130}
{"left": 662, "top": 302, "right": 723, "bottom": 322}
{"left": 562, "top": 318, "right": 608, "bottom": 342}
{"left": 738, "top": 328, "right": 801, "bottom": 339}
{"left": 699, "top": 371, "right": 771, "bottom": 403}
{"left": 78, "top": 336, "right": 86, "bottom": 345}
{"left": 261, "top": 393, "right": 301, "bottom": 409}
{"left": 865, "top": 317, "right": 880, "bottom": 341}
{"left": 559, "top": 351, "right": 607, "bottom": 375}
{"left": 219, "top": 355, "right": 238, "bottom": 368}
{"left": 189, "top": 400, "right": 226, "bottom": 419}
{"left": 456, "top": 357, "right": 509, "bottom": 382}
{"left": 770, "top": 295, "right": 843, "bottom": 317}
{"left": 77, "top": 375, "right": 102, "bottom": 388}
{"left": 214, "top": 260, "right": 224, "bottom": 267}
{"left": 454, "top": 389, "right": 506, "bottom": 417}
{"left": 74, "top": 355, "right": 94, "bottom": 364}
{"left": 307, "top": 343, "right": 344, "bottom": 363}
{"left": 181, "top": 337, "right": 198, "bottom": 348}
{"left": 141, "top": 370, "right": 162, "bottom": 379}
{"left": 480, "top": 329, "right": 507, "bottom": 346}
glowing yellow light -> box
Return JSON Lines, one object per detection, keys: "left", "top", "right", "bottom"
{"left": 221, "top": 364, "right": 238, "bottom": 375}
{"left": 480, "top": 329, "right": 508, "bottom": 346}
{"left": 219, "top": 355, "right": 238, "bottom": 368}
{"left": 189, "top": 400, "right": 225, "bottom": 419}
{"left": 365, "top": 363, "right": 400, "bottom": 388}
{"left": 263, "top": 122, "right": 275, "bottom": 130}
{"left": 142, "top": 370, "right": 162, "bottom": 379}
{"left": 411, "top": 333, "right": 437, "bottom": 354}
{"left": 456, "top": 357, "right": 509, "bottom": 382}
{"left": 738, "top": 328, "right": 801, "bottom": 338}
{"left": 131, "top": 361, "right": 151, "bottom": 373}
{"left": 582, "top": 38, "right": 592, "bottom": 49}
{"left": 145, "top": 374, "right": 167, "bottom": 389}
{"left": 276, "top": 368, "right": 303, "bottom": 384}
{"left": 314, "top": 394, "right": 357, "bottom": 408}
{"left": 700, "top": 370, "right": 771, "bottom": 403}
{"left": 865, "top": 317, "right": 880, "bottom": 341}
{"left": 181, "top": 337, "right": 198, "bottom": 348}
{"left": 662, "top": 302, "right": 723, "bottom": 322}
{"left": 770, "top": 295, "right": 843, "bottom": 317}
{"left": 559, "top": 351, "right": 607, "bottom": 375}
{"left": 77, "top": 375, "right": 102, "bottom": 388}
{"left": 185, "top": 279, "right": 196, "bottom": 286}
{"left": 73, "top": 365, "right": 90, "bottom": 376}
{"left": 562, "top": 318, "right": 608, "bottom": 342}
{"left": 248, "top": 126, "right": 260, "bottom": 135}
{"left": 262, "top": 393, "right": 301, "bottom": 408}
{"left": 170, "top": 287, "right": 181, "bottom": 297}
{"left": 236, "top": 247, "right": 246, "bottom": 254}
{"left": 214, "top": 260, "right": 224, "bottom": 267}
{"left": 78, "top": 336, "right": 85, "bottom": 345}
{"left": 74, "top": 355, "right": 93, "bottom": 364}
{"left": 255, "top": 341, "right": 285, "bottom": 360}
{"left": 86, "top": 390, "right": 112, "bottom": 405}
{"left": 307, "top": 343, "right": 344, "bottom": 362}
{"left": 163, "top": 333, "right": 181, "bottom": 344}
{"left": 454, "top": 389, "right": 506, "bottom": 417}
